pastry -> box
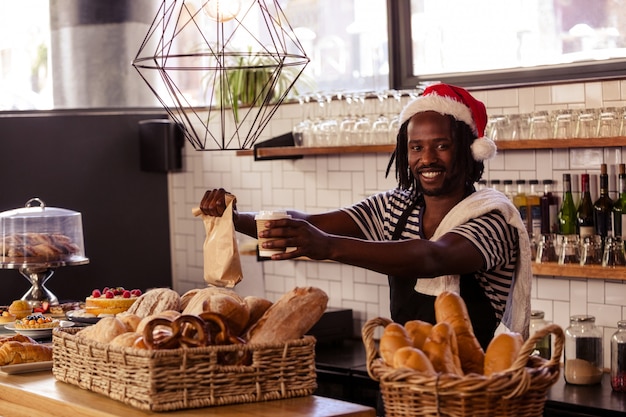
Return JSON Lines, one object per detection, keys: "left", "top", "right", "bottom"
{"left": 14, "top": 313, "right": 59, "bottom": 329}
{"left": 0, "top": 308, "right": 16, "bottom": 324}
{"left": 0, "top": 340, "right": 53, "bottom": 365}
{"left": 75, "top": 316, "right": 128, "bottom": 344}
{"left": 1, "top": 232, "right": 80, "bottom": 262}
{"left": 8, "top": 300, "right": 32, "bottom": 320}
{"left": 84, "top": 286, "right": 142, "bottom": 316}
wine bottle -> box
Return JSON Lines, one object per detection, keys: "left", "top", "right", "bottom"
{"left": 527, "top": 179, "right": 542, "bottom": 238}
{"left": 577, "top": 173, "right": 595, "bottom": 238}
{"left": 513, "top": 180, "right": 528, "bottom": 233}
{"left": 593, "top": 163, "right": 613, "bottom": 238}
{"left": 612, "top": 164, "right": 626, "bottom": 239}
{"left": 559, "top": 174, "right": 577, "bottom": 235}
{"left": 540, "top": 179, "right": 559, "bottom": 234}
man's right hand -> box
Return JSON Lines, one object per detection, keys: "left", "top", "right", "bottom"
{"left": 199, "top": 188, "right": 234, "bottom": 217}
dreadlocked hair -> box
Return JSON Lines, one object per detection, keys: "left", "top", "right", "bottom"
{"left": 385, "top": 115, "right": 485, "bottom": 190}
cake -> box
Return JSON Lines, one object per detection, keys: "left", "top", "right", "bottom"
{"left": 84, "top": 287, "right": 142, "bottom": 316}
{"left": 14, "top": 313, "right": 60, "bottom": 329}
{"left": 8, "top": 300, "right": 32, "bottom": 319}
{"left": 0, "top": 308, "right": 16, "bottom": 324}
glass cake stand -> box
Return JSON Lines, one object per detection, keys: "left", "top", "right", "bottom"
{"left": 1, "top": 258, "right": 89, "bottom": 308}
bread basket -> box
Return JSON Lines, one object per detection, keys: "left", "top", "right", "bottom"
{"left": 53, "top": 327, "right": 317, "bottom": 411}
{"left": 362, "top": 317, "right": 564, "bottom": 417}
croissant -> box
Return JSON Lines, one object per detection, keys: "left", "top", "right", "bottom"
{"left": 0, "top": 341, "right": 53, "bottom": 365}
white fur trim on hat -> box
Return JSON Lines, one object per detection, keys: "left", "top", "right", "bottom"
{"left": 400, "top": 94, "right": 477, "bottom": 135}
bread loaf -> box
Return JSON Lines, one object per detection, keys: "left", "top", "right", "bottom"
{"left": 434, "top": 291, "right": 484, "bottom": 374}
{"left": 0, "top": 341, "right": 52, "bottom": 365}
{"left": 109, "top": 332, "right": 142, "bottom": 348}
{"left": 126, "top": 288, "right": 181, "bottom": 318}
{"left": 404, "top": 319, "right": 433, "bottom": 349}
{"left": 245, "top": 287, "right": 328, "bottom": 345}
{"left": 484, "top": 331, "right": 523, "bottom": 376}
{"left": 116, "top": 312, "right": 142, "bottom": 332}
{"left": 379, "top": 322, "right": 413, "bottom": 366}
{"left": 243, "top": 295, "right": 273, "bottom": 330}
{"left": 421, "top": 322, "right": 463, "bottom": 375}
{"left": 76, "top": 316, "right": 128, "bottom": 344}
{"left": 392, "top": 346, "right": 436, "bottom": 375}
{"left": 183, "top": 288, "right": 249, "bottom": 336}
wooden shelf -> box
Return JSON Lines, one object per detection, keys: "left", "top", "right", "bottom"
{"left": 532, "top": 262, "right": 626, "bottom": 280}
{"left": 236, "top": 137, "right": 626, "bottom": 158}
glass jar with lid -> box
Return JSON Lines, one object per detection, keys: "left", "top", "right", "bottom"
{"left": 611, "top": 320, "right": 626, "bottom": 392}
{"left": 564, "top": 315, "right": 603, "bottom": 385}
{"left": 529, "top": 310, "right": 551, "bottom": 359}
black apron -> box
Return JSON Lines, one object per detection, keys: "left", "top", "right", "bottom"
{"left": 387, "top": 198, "right": 498, "bottom": 350}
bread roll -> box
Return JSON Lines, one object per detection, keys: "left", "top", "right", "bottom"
{"left": 422, "top": 322, "right": 463, "bottom": 376}
{"left": 180, "top": 288, "right": 201, "bottom": 311}
{"left": 110, "top": 332, "right": 142, "bottom": 348}
{"left": 404, "top": 319, "right": 433, "bottom": 349}
{"left": 379, "top": 322, "right": 413, "bottom": 366}
{"left": 434, "top": 291, "right": 484, "bottom": 375}
{"left": 392, "top": 346, "right": 436, "bottom": 375}
{"left": 75, "top": 316, "right": 128, "bottom": 344}
{"left": 126, "top": 288, "right": 181, "bottom": 318}
{"left": 183, "top": 290, "right": 249, "bottom": 336}
{"left": 245, "top": 287, "right": 328, "bottom": 345}
{"left": 484, "top": 331, "right": 523, "bottom": 376}
{"left": 243, "top": 295, "right": 273, "bottom": 329}
{"left": 116, "top": 312, "right": 142, "bottom": 332}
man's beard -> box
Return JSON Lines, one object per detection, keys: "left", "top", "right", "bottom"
{"left": 413, "top": 170, "right": 461, "bottom": 196}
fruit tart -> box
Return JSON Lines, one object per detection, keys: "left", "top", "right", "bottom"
{"left": 14, "top": 313, "right": 60, "bottom": 329}
{"left": 0, "top": 307, "right": 16, "bottom": 324}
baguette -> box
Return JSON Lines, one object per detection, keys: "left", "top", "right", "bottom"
{"left": 245, "top": 287, "right": 328, "bottom": 344}
{"left": 421, "top": 322, "right": 463, "bottom": 375}
{"left": 484, "top": 331, "right": 523, "bottom": 376}
{"left": 434, "top": 291, "right": 485, "bottom": 375}
{"left": 392, "top": 346, "right": 436, "bottom": 375}
{"left": 404, "top": 319, "right": 433, "bottom": 349}
{"left": 379, "top": 322, "right": 413, "bottom": 366}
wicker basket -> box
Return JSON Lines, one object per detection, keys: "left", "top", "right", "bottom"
{"left": 52, "top": 327, "right": 317, "bottom": 412}
{"left": 362, "top": 317, "right": 564, "bottom": 417}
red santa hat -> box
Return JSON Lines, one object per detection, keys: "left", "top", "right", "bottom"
{"left": 399, "top": 83, "right": 497, "bottom": 161}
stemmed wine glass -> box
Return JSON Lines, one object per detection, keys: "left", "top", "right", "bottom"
{"left": 372, "top": 90, "right": 390, "bottom": 144}
{"left": 292, "top": 93, "right": 312, "bottom": 147}
{"left": 352, "top": 92, "right": 372, "bottom": 145}
{"left": 339, "top": 92, "right": 356, "bottom": 146}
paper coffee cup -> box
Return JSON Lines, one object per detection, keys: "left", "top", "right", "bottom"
{"left": 255, "top": 210, "right": 291, "bottom": 257}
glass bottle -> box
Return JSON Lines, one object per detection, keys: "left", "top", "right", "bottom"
{"left": 503, "top": 179, "right": 515, "bottom": 201}
{"left": 559, "top": 173, "right": 577, "bottom": 235}
{"left": 528, "top": 179, "right": 542, "bottom": 239}
{"left": 490, "top": 179, "right": 502, "bottom": 193}
{"left": 612, "top": 163, "right": 626, "bottom": 239}
{"left": 564, "top": 315, "right": 603, "bottom": 385}
{"left": 529, "top": 310, "right": 551, "bottom": 359}
{"left": 611, "top": 320, "right": 626, "bottom": 392}
{"left": 577, "top": 173, "right": 595, "bottom": 239}
{"left": 540, "top": 179, "right": 559, "bottom": 234}
{"left": 593, "top": 163, "right": 613, "bottom": 238}
{"left": 514, "top": 180, "right": 528, "bottom": 234}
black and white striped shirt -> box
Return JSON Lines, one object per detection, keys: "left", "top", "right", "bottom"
{"left": 341, "top": 188, "right": 518, "bottom": 321}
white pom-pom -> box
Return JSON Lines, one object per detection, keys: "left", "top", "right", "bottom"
{"left": 470, "top": 137, "right": 497, "bottom": 161}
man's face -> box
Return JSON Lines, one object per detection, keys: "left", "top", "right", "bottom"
{"left": 406, "top": 111, "right": 464, "bottom": 197}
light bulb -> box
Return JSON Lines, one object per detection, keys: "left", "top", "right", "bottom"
{"left": 204, "top": 0, "right": 241, "bottom": 22}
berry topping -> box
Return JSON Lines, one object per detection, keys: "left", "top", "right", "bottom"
{"left": 130, "top": 289, "right": 142, "bottom": 297}
{"left": 104, "top": 290, "right": 114, "bottom": 299}
{"left": 92, "top": 289, "right": 102, "bottom": 298}
{"left": 122, "top": 290, "right": 131, "bottom": 298}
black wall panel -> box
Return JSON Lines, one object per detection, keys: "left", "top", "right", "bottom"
{"left": 0, "top": 109, "right": 173, "bottom": 304}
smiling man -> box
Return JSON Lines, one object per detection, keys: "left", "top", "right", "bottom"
{"left": 199, "top": 84, "right": 532, "bottom": 348}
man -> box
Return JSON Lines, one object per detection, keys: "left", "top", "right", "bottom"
{"left": 200, "top": 84, "right": 531, "bottom": 348}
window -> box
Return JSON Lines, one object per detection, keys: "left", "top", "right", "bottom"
{"left": 0, "top": 0, "right": 389, "bottom": 111}
{"left": 389, "top": 0, "right": 626, "bottom": 89}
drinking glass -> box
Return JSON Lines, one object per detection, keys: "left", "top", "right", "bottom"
{"left": 580, "top": 235, "right": 603, "bottom": 266}
{"left": 352, "top": 92, "right": 372, "bottom": 145}
{"left": 596, "top": 107, "right": 620, "bottom": 138}
{"left": 292, "top": 93, "right": 312, "bottom": 147}
{"left": 371, "top": 90, "right": 390, "bottom": 144}
{"left": 339, "top": 93, "right": 356, "bottom": 146}
{"left": 576, "top": 109, "right": 598, "bottom": 138}
{"left": 553, "top": 110, "right": 574, "bottom": 139}
{"left": 386, "top": 89, "right": 403, "bottom": 144}
{"left": 529, "top": 111, "right": 551, "bottom": 139}
{"left": 602, "top": 236, "right": 626, "bottom": 267}
{"left": 536, "top": 234, "right": 558, "bottom": 263}
{"left": 558, "top": 234, "right": 581, "bottom": 264}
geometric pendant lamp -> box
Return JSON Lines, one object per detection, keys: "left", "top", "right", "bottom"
{"left": 132, "top": 0, "right": 310, "bottom": 150}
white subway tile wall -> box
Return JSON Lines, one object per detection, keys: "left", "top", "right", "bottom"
{"left": 170, "top": 80, "right": 626, "bottom": 368}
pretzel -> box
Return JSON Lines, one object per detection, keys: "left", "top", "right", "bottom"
{"left": 142, "top": 315, "right": 207, "bottom": 349}
{"left": 199, "top": 312, "right": 249, "bottom": 365}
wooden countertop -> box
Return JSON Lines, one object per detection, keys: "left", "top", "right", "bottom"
{"left": 0, "top": 371, "right": 375, "bottom": 417}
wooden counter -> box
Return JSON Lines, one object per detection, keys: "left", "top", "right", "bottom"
{"left": 0, "top": 371, "right": 375, "bottom": 417}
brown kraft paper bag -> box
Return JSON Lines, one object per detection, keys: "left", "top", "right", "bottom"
{"left": 192, "top": 193, "right": 243, "bottom": 288}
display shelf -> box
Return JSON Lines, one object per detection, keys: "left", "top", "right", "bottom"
{"left": 236, "top": 137, "right": 626, "bottom": 158}
{"left": 532, "top": 263, "right": 626, "bottom": 280}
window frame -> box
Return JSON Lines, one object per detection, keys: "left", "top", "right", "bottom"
{"left": 387, "top": 0, "right": 626, "bottom": 90}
